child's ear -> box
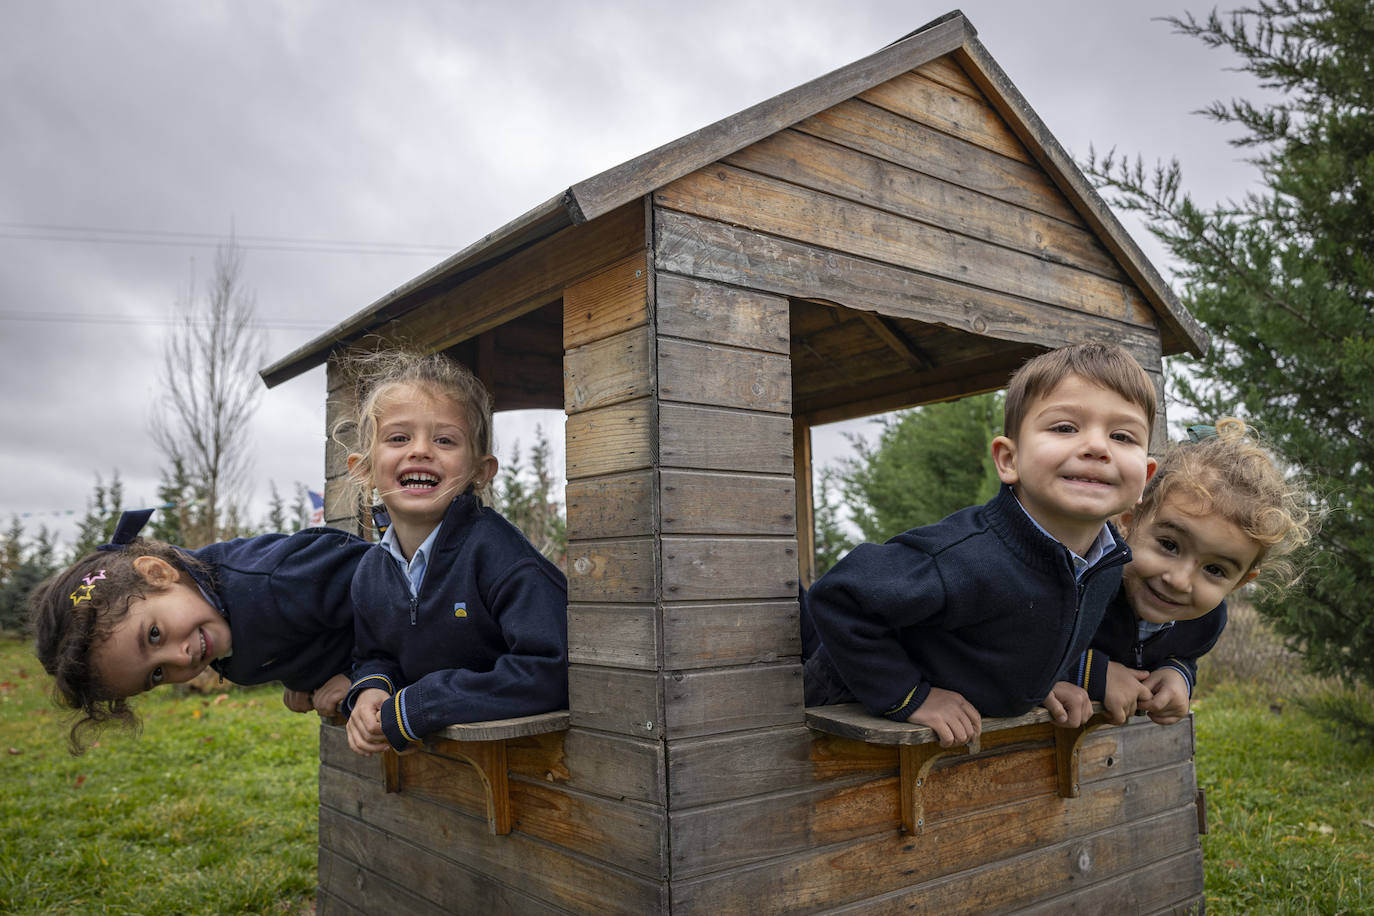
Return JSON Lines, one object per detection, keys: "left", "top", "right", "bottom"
{"left": 346, "top": 453, "right": 368, "bottom": 484}
{"left": 132, "top": 555, "right": 179, "bottom": 589}
{"left": 1116, "top": 508, "right": 1137, "bottom": 539}
{"left": 990, "top": 436, "right": 1019, "bottom": 486}
{"left": 474, "top": 454, "right": 499, "bottom": 488}
{"left": 1143, "top": 456, "right": 1159, "bottom": 485}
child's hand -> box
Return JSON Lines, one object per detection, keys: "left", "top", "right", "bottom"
{"left": 282, "top": 688, "right": 314, "bottom": 713}
{"left": 346, "top": 688, "right": 392, "bottom": 756}
{"left": 907, "top": 687, "right": 981, "bottom": 747}
{"left": 312, "top": 674, "right": 352, "bottom": 717}
{"left": 1140, "top": 668, "right": 1191, "bottom": 725}
{"left": 1103, "top": 661, "right": 1152, "bottom": 724}
{"left": 1042, "top": 681, "right": 1092, "bottom": 727}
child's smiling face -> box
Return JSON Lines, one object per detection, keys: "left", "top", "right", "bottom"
{"left": 992, "top": 374, "right": 1156, "bottom": 555}
{"left": 366, "top": 383, "right": 496, "bottom": 537}
{"left": 92, "top": 557, "right": 232, "bottom": 697}
{"left": 1121, "top": 494, "right": 1262, "bottom": 624}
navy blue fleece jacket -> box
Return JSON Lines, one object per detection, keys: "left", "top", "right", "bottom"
{"left": 190, "top": 528, "right": 372, "bottom": 692}
{"left": 807, "top": 485, "right": 1129, "bottom": 721}
{"left": 1081, "top": 588, "right": 1228, "bottom": 701}
{"left": 346, "top": 494, "right": 568, "bottom": 750}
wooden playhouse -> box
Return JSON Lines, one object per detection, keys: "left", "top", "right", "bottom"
{"left": 262, "top": 11, "right": 1211, "bottom": 914}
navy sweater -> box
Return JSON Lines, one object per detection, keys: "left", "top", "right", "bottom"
{"left": 347, "top": 494, "right": 569, "bottom": 750}
{"left": 807, "top": 485, "right": 1129, "bottom": 721}
{"left": 190, "top": 528, "right": 372, "bottom": 693}
{"left": 1082, "top": 589, "right": 1228, "bottom": 701}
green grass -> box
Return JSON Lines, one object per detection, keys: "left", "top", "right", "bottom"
{"left": 1195, "top": 680, "right": 1374, "bottom": 915}
{"left": 3, "top": 636, "right": 1372, "bottom": 914}
{"left": 0, "top": 638, "right": 319, "bottom": 915}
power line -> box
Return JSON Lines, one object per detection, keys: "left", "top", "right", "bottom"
{"left": 0, "top": 221, "right": 460, "bottom": 257}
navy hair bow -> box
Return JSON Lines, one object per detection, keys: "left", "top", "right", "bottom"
{"left": 97, "top": 508, "right": 155, "bottom": 551}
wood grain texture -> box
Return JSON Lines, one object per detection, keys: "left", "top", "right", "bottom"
{"left": 657, "top": 164, "right": 1153, "bottom": 325}
{"left": 568, "top": 603, "right": 658, "bottom": 670}
{"left": 664, "top": 662, "right": 803, "bottom": 739}
{"left": 655, "top": 273, "right": 790, "bottom": 353}
{"left": 659, "top": 403, "right": 793, "bottom": 474}
{"left": 564, "top": 398, "right": 652, "bottom": 480}
{"left": 859, "top": 70, "right": 1033, "bottom": 163}
{"left": 563, "top": 250, "right": 649, "bottom": 350}
{"left": 568, "top": 666, "right": 662, "bottom": 739}
{"left": 662, "top": 599, "right": 801, "bottom": 669}
{"left": 660, "top": 469, "right": 795, "bottom": 536}
{"left": 668, "top": 726, "right": 820, "bottom": 808}
{"left": 565, "top": 471, "right": 655, "bottom": 540}
{"left": 564, "top": 324, "right": 654, "bottom": 413}
{"left": 661, "top": 536, "right": 799, "bottom": 600}
{"left": 566, "top": 537, "right": 655, "bottom": 603}
{"left": 657, "top": 337, "right": 792, "bottom": 413}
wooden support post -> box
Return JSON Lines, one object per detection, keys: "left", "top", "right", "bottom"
{"left": 793, "top": 418, "right": 815, "bottom": 588}
{"left": 898, "top": 737, "right": 979, "bottom": 834}
{"left": 431, "top": 739, "right": 513, "bottom": 835}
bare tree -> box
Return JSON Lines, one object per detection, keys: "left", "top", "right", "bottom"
{"left": 151, "top": 240, "right": 264, "bottom": 545}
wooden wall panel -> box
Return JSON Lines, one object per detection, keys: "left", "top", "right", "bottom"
{"left": 565, "top": 471, "right": 655, "bottom": 540}
{"left": 659, "top": 403, "right": 793, "bottom": 474}
{"left": 660, "top": 469, "right": 795, "bottom": 536}
{"left": 657, "top": 165, "right": 1152, "bottom": 326}
{"left": 320, "top": 764, "right": 666, "bottom": 915}
{"left": 655, "top": 210, "right": 1159, "bottom": 363}
{"left": 662, "top": 599, "right": 800, "bottom": 670}
{"left": 568, "top": 666, "right": 662, "bottom": 739}
{"left": 564, "top": 398, "right": 653, "bottom": 480}
{"left": 655, "top": 273, "right": 790, "bottom": 353}
{"left": 566, "top": 537, "right": 655, "bottom": 603}
{"left": 663, "top": 662, "right": 802, "bottom": 739}
{"left": 859, "top": 70, "right": 1032, "bottom": 164}
{"left": 668, "top": 726, "right": 819, "bottom": 809}
{"left": 564, "top": 325, "right": 654, "bottom": 413}
{"left": 564, "top": 251, "right": 650, "bottom": 350}
{"left": 562, "top": 728, "right": 667, "bottom": 808}
{"left": 568, "top": 603, "right": 657, "bottom": 670}
{"left": 657, "top": 337, "right": 791, "bottom": 413}
{"left": 661, "top": 536, "right": 798, "bottom": 601}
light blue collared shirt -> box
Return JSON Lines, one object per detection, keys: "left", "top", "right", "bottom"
{"left": 379, "top": 523, "right": 443, "bottom": 596}
{"left": 1011, "top": 493, "right": 1116, "bottom": 581}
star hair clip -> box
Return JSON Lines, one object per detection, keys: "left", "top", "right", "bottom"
{"left": 70, "top": 569, "right": 107, "bottom": 606}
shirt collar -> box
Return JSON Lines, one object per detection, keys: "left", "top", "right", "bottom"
{"left": 1011, "top": 493, "right": 1115, "bottom": 580}
{"left": 380, "top": 522, "right": 443, "bottom": 595}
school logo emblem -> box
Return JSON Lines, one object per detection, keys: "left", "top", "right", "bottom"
{"left": 454, "top": 602, "right": 467, "bottom": 618}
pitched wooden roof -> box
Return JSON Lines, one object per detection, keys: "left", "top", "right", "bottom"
{"left": 261, "top": 10, "right": 1204, "bottom": 388}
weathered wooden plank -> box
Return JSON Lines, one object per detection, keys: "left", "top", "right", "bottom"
{"left": 320, "top": 809, "right": 566, "bottom": 916}
{"left": 321, "top": 721, "right": 386, "bottom": 781}
{"left": 860, "top": 70, "right": 1032, "bottom": 164}
{"left": 806, "top": 702, "right": 1061, "bottom": 745}
{"left": 386, "top": 201, "right": 645, "bottom": 356}
{"left": 725, "top": 128, "right": 1124, "bottom": 279}
{"left": 660, "top": 469, "right": 795, "bottom": 536}
{"left": 563, "top": 250, "right": 650, "bottom": 350}
{"left": 565, "top": 470, "right": 655, "bottom": 539}
{"left": 566, "top": 537, "right": 655, "bottom": 603}
{"left": 430, "top": 710, "right": 569, "bottom": 742}
{"left": 669, "top": 726, "right": 818, "bottom": 808}
{"left": 659, "top": 403, "right": 793, "bottom": 474}
{"left": 320, "top": 764, "right": 666, "bottom": 915}
{"left": 655, "top": 273, "right": 790, "bottom": 353}
{"left": 913, "top": 55, "right": 981, "bottom": 99}
{"left": 662, "top": 599, "right": 801, "bottom": 669}
{"left": 658, "top": 337, "right": 792, "bottom": 413}
{"left": 654, "top": 210, "right": 1159, "bottom": 360}
{"left": 822, "top": 810, "right": 1201, "bottom": 915}
{"left": 568, "top": 603, "right": 658, "bottom": 670}
{"left": 568, "top": 665, "right": 662, "bottom": 739}
{"left": 315, "top": 889, "right": 366, "bottom": 916}
{"left": 563, "top": 727, "right": 666, "bottom": 807}
{"left": 1009, "top": 848, "right": 1205, "bottom": 916}
{"left": 319, "top": 846, "right": 456, "bottom": 916}
{"left": 564, "top": 324, "right": 654, "bottom": 413}
{"left": 670, "top": 760, "right": 1197, "bottom": 910}
{"left": 661, "top": 536, "right": 799, "bottom": 601}
{"left": 564, "top": 397, "right": 652, "bottom": 480}
{"left": 657, "top": 164, "right": 1153, "bottom": 326}
{"left": 664, "top": 662, "right": 803, "bottom": 739}
{"left": 796, "top": 97, "right": 1081, "bottom": 225}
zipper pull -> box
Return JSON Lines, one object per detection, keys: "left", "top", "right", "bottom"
{"left": 410, "top": 595, "right": 418, "bottom": 626}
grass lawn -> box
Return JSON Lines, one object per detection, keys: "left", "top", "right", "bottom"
{"left": 0, "top": 638, "right": 320, "bottom": 915}
{"left": 2, "top": 635, "right": 1371, "bottom": 914}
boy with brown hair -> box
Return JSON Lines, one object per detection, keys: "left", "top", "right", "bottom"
{"left": 804, "top": 342, "right": 1158, "bottom": 746}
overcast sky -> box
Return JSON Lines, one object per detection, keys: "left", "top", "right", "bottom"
{"left": 1, "top": 1, "right": 1266, "bottom": 547}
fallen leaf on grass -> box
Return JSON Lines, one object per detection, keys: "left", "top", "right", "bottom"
{"left": 73, "top": 774, "right": 86, "bottom": 788}
{"left": 213, "top": 694, "right": 228, "bottom": 705}
{"left": 7, "top": 747, "right": 20, "bottom": 755}
{"left": 1361, "top": 820, "right": 1374, "bottom": 832}
{"left": 191, "top": 709, "right": 202, "bottom": 719}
